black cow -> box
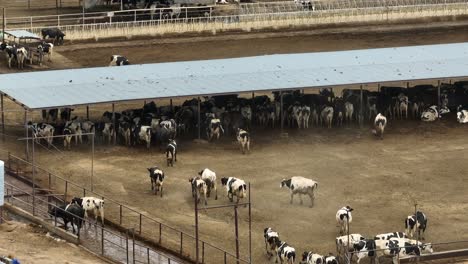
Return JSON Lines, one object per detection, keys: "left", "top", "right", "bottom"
{"left": 60, "top": 108, "right": 74, "bottom": 122}
{"left": 48, "top": 203, "right": 84, "bottom": 235}
{"left": 41, "top": 28, "right": 65, "bottom": 45}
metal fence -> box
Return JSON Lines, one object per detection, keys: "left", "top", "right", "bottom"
{"left": 4, "top": 0, "right": 468, "bottom": 41}
{"left": 3, "top": 152, "right": 250, "bottom": 264}
{"left": 4, "top": 181, "right": 181, "bottom": 264}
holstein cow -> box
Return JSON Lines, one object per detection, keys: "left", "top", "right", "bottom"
{"left": 374, "top": 232, "right": 408, "bottom": 241}
{"left": 147, "top": 166, "right": 165, "bottom": 197}
{"left": 276, "top": 241, "right": 296, "bottom": 264}
{"left": 81, "top": 120, "right": 95, "bottom": 142}
{"left": 28, "top": 122, "right": 55, "bottom": 147}
{"left": 71, "top": 197, "right": 105, "bottom": 226}
{"left": 198, "top": 168, "right": 217, "bottom": 200}
{"left": 63, "top": 127, "right": 73, "bottom": 150}
{"left": 405, "top": 211, "right": 428, "bottom": 240}
{"left": 323, "top": 254, "right": 338, "bottom": 264}
{"left": 264, "top": 227, "right": 280, "bottom": 258}
{"left": 166, "top": 139, "right": 177, "bottom": 167}
{"left": 189, "top": 177, "right": 208, "bottom": 205}
{"left": 336, "top": 234, "right": 365, "bottom": 257}
{"left": 280, "top": 176, "right": 318, "bottom": 207}
{"left": 102, "top": 123, "right": 115, "bottom": 144}
{"left": 457, "top": 105, "right": 468, "bottom": 123}
{"left": 220, "top": 177, "right": 247, "bottom": 203}
{"left": 345, "top": 101, "right": 354, "bottom": 124}
{"left": 208, "top": 118, "right": 224, "bottom": 141}
{"left": 37, "top": 41, "right": 54, "bottom": 62}
{"left": 109, "top": 55, "right": 130, "bottom": 66}
{"left": 352, "top": 239, "right": 377, "bottom": 264}
{"left": 65, "top": 117, "right": 82, "bottom": 145}
{"left": 135, "top": 125, "right": 152, "bottom": 149}
{"left": 236, "top": 128, "right": 250, "bottom": 154}
{"left": 421, "top": 105, "right": 449, "bottom": 122}
{"left": 372, "top": 113, "right": 387, "bottom": 140}
{"left": 48, "top": 203, "right": 84, "bottom": 235}
{"left": 336, "top": 206, "right": 353, "bottom": 235}
{"left": 302, "top": 251, "right": 324, "bottom": 264}
{"left": 321, "top": 106, "right": 334, "bottom": 128}
{"left": 376, "top": 238, "right": 433, "bottom": 264}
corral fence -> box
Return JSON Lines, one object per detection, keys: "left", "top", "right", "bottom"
{"left": 0, "top": 0, "right": 83, "bottom": 9}
{"left": 4, "top": 181, "right": 181, "bottom": 264}
{"left": 5, "top": 0, "right": 468, "bottom": 40}
{"left": 2, "top": 152, "right": 250, "bottom": 264}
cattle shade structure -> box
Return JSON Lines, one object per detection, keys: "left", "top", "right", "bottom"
{"left": 2, "top": 30, "right": 41, "bottom": 41}
{"left": 1, "top": 42, "right": 468, "bottom": 110}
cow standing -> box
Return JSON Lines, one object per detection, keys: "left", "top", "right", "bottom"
{"left": 405, "top": 211, "right": 427, "bottom": 240}
{"left": 38, "top": 41, "right": 54, "bottom": 62}
{"left": 208, "top": 118, "right": 224, "bottom": 141}
{"left": 264, "top": 227, "right": 280, "bottom": 258}
{"left": 352, "top": 239, "right": 377, "bottom": 264}
{"left": 220, "top": 177, "right": 247, "bottom": 203}
{"left": 372, "top": 113, "right": 387, "bottom": 140}
{"left": 302, "top": 251, "right": 324, "bottom": 264}
{"left": 28, "top": 122, "right": 55, "bottom": 147}
{"left": 198, "top": 168, "right": 217, "bottom": 200}
{"left": 190, "top": 177, "right": 208, "bottom": 205}
{"left": 41, "top": 28, "right": 65, "bottom": 45}
{"left": 336, "top": 206, "right": 353, "bottom": 235}
{"left": 457, "top": 105, "right": 468, "bottom": 123}
{"left": 321, "top": 106, "right": 334, "bottom": 128}
{"left": 147, "top": 166, "right": 165, "bottom": 197}
{"left": 280, "top": 176, "right": 318, "bottom": 207}
{"left": 236, "top": 128, "right": 250, "bottom": 154}
{"left": 109, "top": 55, "right": 130, "bottom": 66}
{"left": 276, "top": 241, "right": 296, "bottom": 264}
{"left": 166, "top": 139, "right": 177, "bottom": 167}
{"left": 48, "top": 203, "right": 84, "bottom": 235}
{"left": 70, "top": 197, "right": 105, "bottom": 227}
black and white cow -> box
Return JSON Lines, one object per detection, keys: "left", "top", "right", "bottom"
{"left": 374, "top": 232, "right": 408, "bottom": 241}
{"left": 208, "top": 118, "right": 224, "bottom": 141}
{"left": 63, "top": 127, "right": 73, "bottom": 150}
{"left": 220, "top": 177, "right": 247, "bottom": 203}
{"left": 336, "top": 206, "right": 353, "bottom": 235}
{"left": 276, "top": 241, "right": 296, "bottom": 264}
{"left": 372, "top": 113, "right": 387, "bottom": 140}
{"left": 336, "top": 234, "right": 365, "bottom": 257}
{"left": 198, "top": 168, "right": 217, "bottom": 200}
{"left": 456, "top": 105, "right": 468, "bottom": 123}
{"left": 102, "top": 123, "right": 115, "bottom": 144}
{"left": 189, "top": 177, "right": 208, "bottom": 205}
{"left": 236, "top": 128, "right": 250, "bottom": 154}
{"left": 323, "top": 254, "right": 338, "bottom": 264}
{"left": 41, "top": 28, "right": 65, "bottom": 45}
{"left": 37, "top": 41, "right": 54, "bottom": 62}
{"left": 48, "top": 203, "right": 84, "bottom": 235}
{"left": 376, "top": 238, "right": 433, "bottom": 264}
{"left": 280, "top": 176, "right": 318, "bottom": 208}
{"left": 264, "top": 227, "right": 280, "bottom": 258}
{"left": 70, "top": 196, "right": 105, "bottom": 226}
{"left": 353, "top": 239, "right": 377, "bottom": 264}
{"left": 109, "top": 55, "right": 130, "bottom": 66}
{"left": 344, "top": 101, "right": 354, "bottom": 124}
{"left": 421, "top": 105, "right": 449, "bottom": 122}
{"left": 5, "top": 46, "right": 28, "bottom": 69}
{"left": 405, "top": 211, "right": 427, "bottom": 240}
{"left": 81, "top": 120, "right": 95, "bottom": 142}
{"left": 28, "top": 122, "right": 55, "bottom": 147}
{"left": 147, "top": 166, "right": 165, "bottom": 197}
{"left": 166, "top": 139, "right": 177, "bottom": 167}
{"left": 135, "top": 125, "right": 152, "bottom": 149}
{"left": 302, "top": 251, "right": 324, "bottom": 264}
{"left": 65, "top": 117, "right": 82, "bottom": 145}
{"left": 321, "top": 106, "right": 334, "bottom": 128}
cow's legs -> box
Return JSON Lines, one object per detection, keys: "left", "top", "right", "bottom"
{"left": 299, "top": 194, "right": 303, "bottom": 205}
{"left": 214, "top": 185, "right": 218, "bottom": 200}
{"left": 309, "top": 193, "right": 314, "bottom": 208}
{"left": 290, "top": 192, "right": 294, "bottom": 204}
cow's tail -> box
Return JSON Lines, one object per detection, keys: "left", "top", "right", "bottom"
{"left": 314, "top": 182, "right": 318, "bottom": 190}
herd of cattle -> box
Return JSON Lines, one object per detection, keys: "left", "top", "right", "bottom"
{"left": 264, "top": 200, "right": 431, "bottom": 264}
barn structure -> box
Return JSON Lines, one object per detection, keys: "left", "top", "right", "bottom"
{"left": 1, "top": 41, "right": 468, "bottom": 139}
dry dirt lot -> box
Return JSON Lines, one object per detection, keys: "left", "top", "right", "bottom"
{"left": 0, "top": 219, "right": 108, "bottom": 264}
{"left": 2, "top": 25, "right": 468, "bottom": 263}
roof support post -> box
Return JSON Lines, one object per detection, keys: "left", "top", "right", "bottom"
{"left": 170, "top": 99, "right": 173, "bottom": 113}
{"left": 437, "top": 80, "right": 441, "bottom": 107}
{"left": 406, "top": 82, "right": 409, "bottom": 89}
{"left": 197, "top": 97, "right": 201, "bottom": 140}
{"left": 86, "top": 105, "right": 89, "bottom": 120}
{"left": 24, "top": 110, "right": 29, "bottom": 161}
{"left": 378, "top": 83, "right": 381, "bottom": 93}
{"left": 359, "top": 85, "right": 363, "bottom": 128}
{"left": 112, "top": 103, "right": 116, "bottom": 145}
{"left": 280, "top": 91, "right": 284, "bottom": 133}
{"left": 1, "top": 94, "right": 4, "bottom": 142}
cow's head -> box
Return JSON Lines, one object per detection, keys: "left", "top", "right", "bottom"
{"left": 302, "top": 251, "right": 310, "bottom": 261}
{"left": 421, "top": 107, "right": 438, "bottom": 122}
{"left": 198, "top": 169, "right": 205, "bottom": 176}
{"left": 420, "top": 243, "right": 433, "bottom": 254}
{"left": 220, "top": 177, "right": 229, "bottom": 186}
{"left": 71, "top": 197, "right": 83, "bottom": 207}
{"left": 345, "top": 206, "right": 354, "bottom": 212}
{"left": 280, "top": 179, "right": 292, "bottom": 188}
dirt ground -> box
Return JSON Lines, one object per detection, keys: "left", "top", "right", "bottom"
{"left": 0, "top": 218, "right": 108, "bottom": 264}
{"left": 3, "top": 24, "right": 468, "bottom": 263}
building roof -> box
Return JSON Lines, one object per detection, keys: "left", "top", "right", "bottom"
{"left": 1, "top": 42, "right": 468, "bottom": 110}
{"left": 3, "top": 30, "right": 41, "bottom": 40}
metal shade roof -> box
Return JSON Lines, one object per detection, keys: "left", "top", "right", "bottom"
{"left": 2, "top": 42, "right": 468, "bottom": 110}
{"left": 4, "top": 30, "right": 41, "bottom": 40}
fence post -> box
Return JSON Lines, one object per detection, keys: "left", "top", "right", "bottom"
{"left": 64, "top": 181, "right": 68, "bottom": 202}
{"left": 126, "top": 229, "right": 129, "bottom": 264}
{"left": 120, "top": 205, "right": 122, "bottom": 225}
{"left": 147, "top": 248, "right": 150, "bottom": 264}
{"left": 83, "top": 188, "right": 86, "bottom": 197}
{"left": 101, "top": 226, "right": 105, "bottom": 255}
{"left": 224, "top": 252, "right": 227, "bottom": 264}
{"left": 133, "top": 229, "right": 136, "bottom": 264}
{"left": 30, "top": 17, "right": 33, "bottom": 33}
{"left": 139, "top": 214, "right": 142, "bottom": 235}
{"left": 180, "top": 232, "right": 183, "bottom": 255}
{"left": 159, "top": 223, "right": 162, "bottom": 244}
{"left": 202, "top": 242, "right": 205, "bottom": 264}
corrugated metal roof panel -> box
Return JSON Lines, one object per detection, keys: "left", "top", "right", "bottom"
{"left": 1, "top": 42, "right": 468, "bottom": 109}
{"left": 4, "top": 30, "right": 41, "bottom": 39}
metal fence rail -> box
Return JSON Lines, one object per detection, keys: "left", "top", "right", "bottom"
{"left": 4, "top": 181, "right": 180, "bottom": 264}
{"left": 3, "top": 152, "right": 250, "bottom": 264}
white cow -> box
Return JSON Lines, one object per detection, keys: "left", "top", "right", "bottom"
{"left": 280, "top": 176, "right": 318, "bottom": 207}
{"left": 236, "top": 128, "right": 250, "bottom": 154}
{"left": 336, "top": 206, "right": 353, "bottom": 235}
{"left": 264, "top": 227, "right": 280, "bottom": 258}
{"left": 198, "top": 168, "right": 217, "bottom": 200}
{"left": 190, "top": 177, "right": 208, "bottom": 206}
{"left": 372, "top": 113, "right": 387, "bottom": 140}
{"left": 345, "top": 102, "right": 354, "bottom": 123}
{"left": 28, "top": 122, "right": 55, "bottom": 147}
{"left": 102, "top": 123, "right": 115, "bottom": 144}
{"left": 276, "top": 241, "right": 296, "bottom": 264}
{"left": 71, "top": 196, "right": 105, "bottom": 226}
{"left": 336, "top": 234, "right": 365, "bottom": 256}
{"left": 321, "top": 106, "right": 334, "bottom": 128}
{"left": 65, "top": 117, "right": 82, "bottom": 145}
{"left": 220, "top": 177, "right": 247, "bottom": 203}
{"left": 457, "top": 106, "right": 468, "bottom": 123}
